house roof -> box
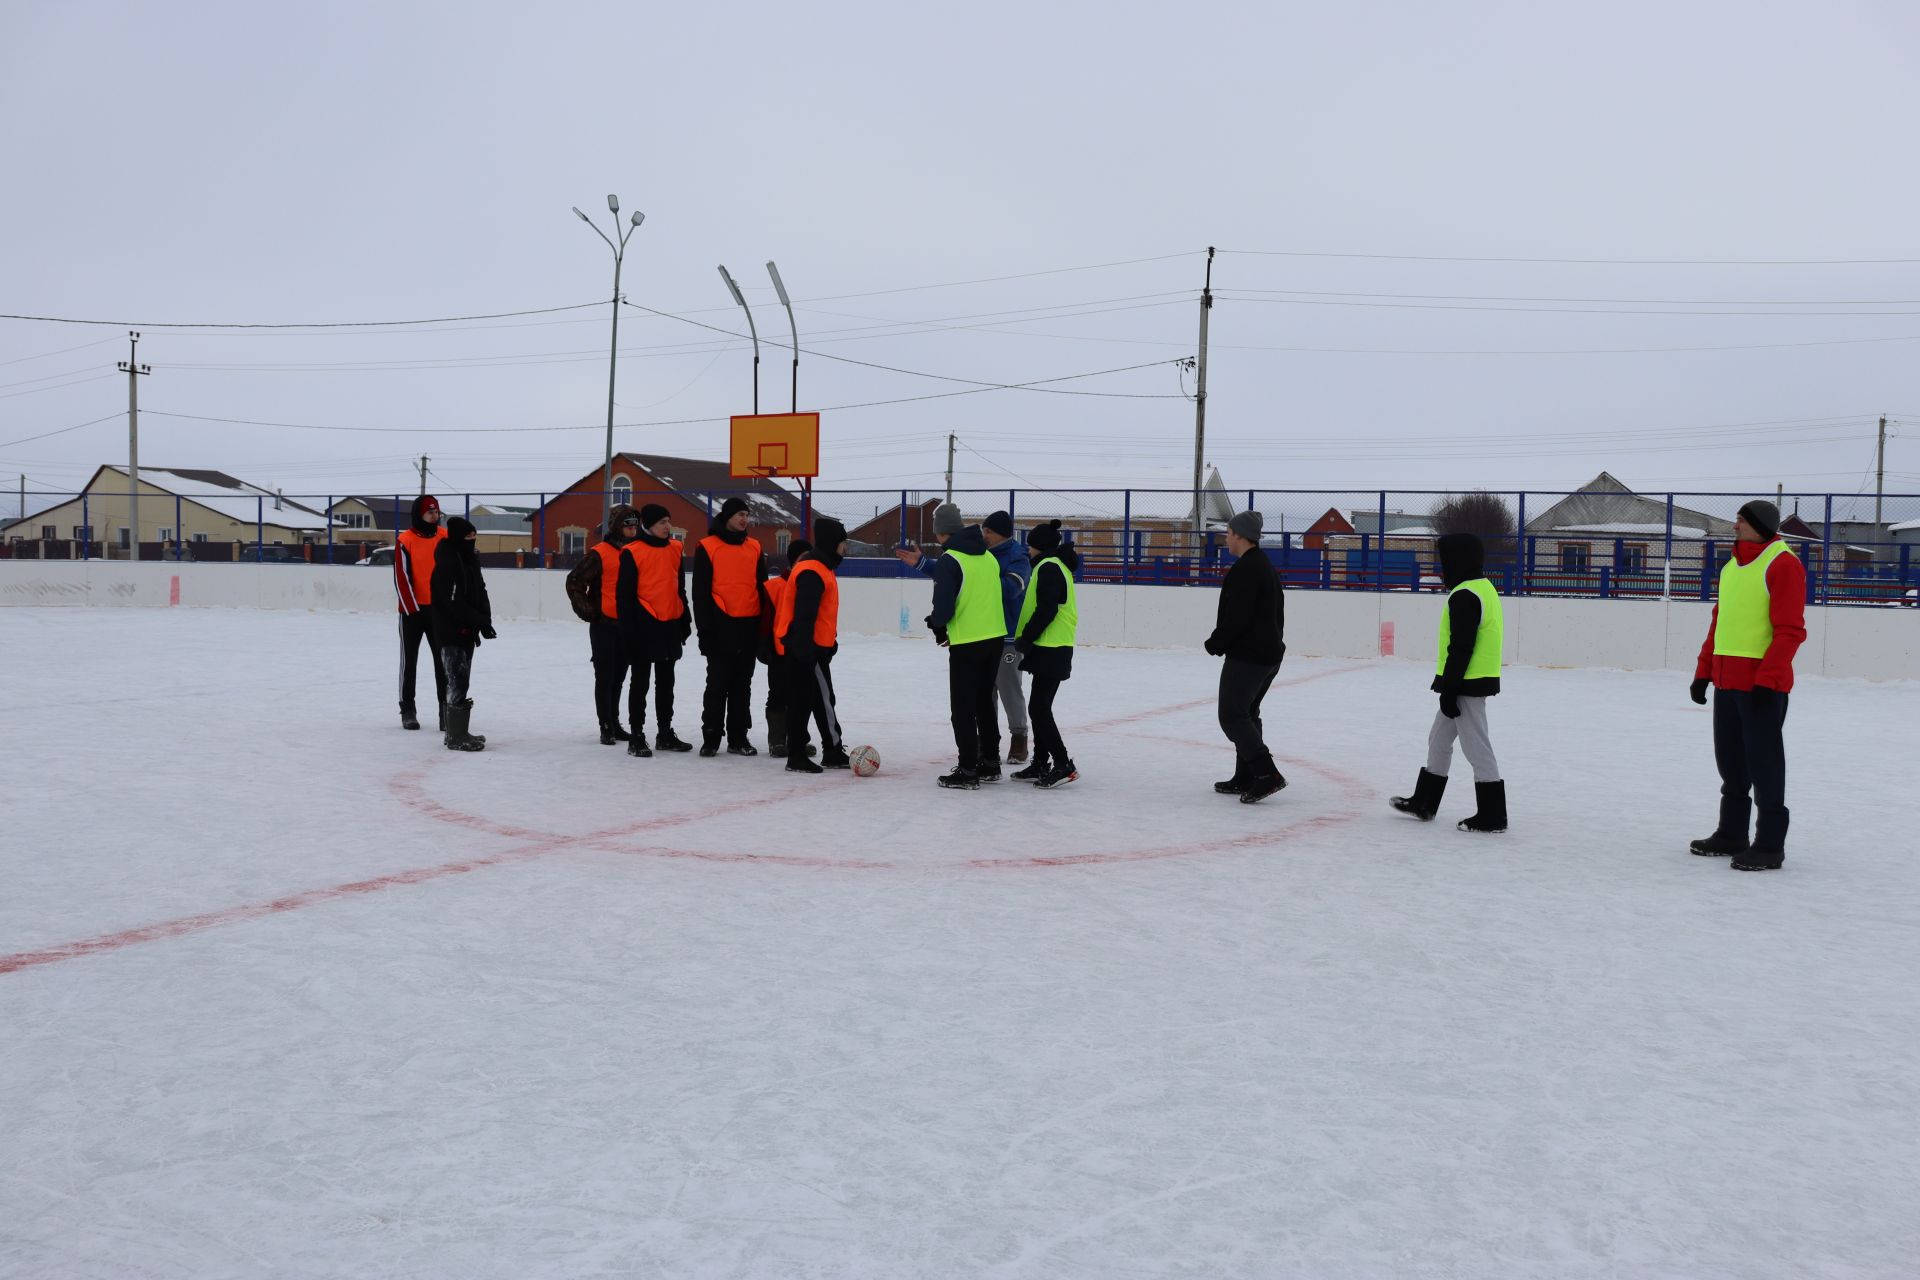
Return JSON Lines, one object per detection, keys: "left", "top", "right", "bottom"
{"left": 4, "top": 466, "right": 335, "bottom": 532}
{"left": 1524, "top": 472, "right": 1733, "bottom": 538}
{"left": 540, "top": 452, "right": 808, "bottom": 526}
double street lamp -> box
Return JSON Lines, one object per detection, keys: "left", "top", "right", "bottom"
{"left": 574, "top": 194, "right": 645, "bottom": 529}
{"left": 717, "top": 259, "right": 801, "bottom": 414}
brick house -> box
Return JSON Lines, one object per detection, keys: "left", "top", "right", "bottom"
{"left": 526, "top": 452, "right": 808, "bottom": 564}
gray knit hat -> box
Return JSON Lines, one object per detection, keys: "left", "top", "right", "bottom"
{"left": 1228, "top": 510, "right": 1263, "bottom": 542}
{"left": 932, "top": 502, "right": 964, "bottom": 536}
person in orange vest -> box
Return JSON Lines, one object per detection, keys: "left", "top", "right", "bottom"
{"left": 775, "top": 518, "right": 851, "bottom": 773}
{"left": 616, "top": 504, "right": 695, "bottom": 757}
{"left": 1688, "top": 500, "right": 1807, "bottom": 871}
{"left": 759, "top": 538, "right": 813, "bottom": 759}
{"left": 392, "top": 494, "right": 447, "bottom": 731}
{"left": 692, "top": 496, "right": 768, "bottom": 757}
{"left": 565, "top": 503, "right": 639, "bottom": 744}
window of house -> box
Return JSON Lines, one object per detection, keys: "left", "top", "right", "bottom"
{"left": 612, "top": 476, "right": 633, "bottom": 505}
{"left": 40, "top": 525, "right": 55, "bottom": 540}
{"left": 192, "top": 533, "right": 209, "bottom": 543}
{"left": 1559, "top": 543, "right": 1590, "bottom": 572}
{"left": 338, "top": 512, "right": 371, "bottom": 530}
{"left": 158, "top": 528, "right": 174, "bottom": 542}
{"left": 73, "top": 525, "right": 90, "bottom": 541}
{"left": 117, "top": 528, "right": 131, "bottom": 549}
{"left": 1620, "top": 543, "right": 1648, "bottom": 572}
{"left": 776, "top": 530, "right": 790, "bottom": 554}
{"left": 561, "top": 528, "right": 587, "bottom": 555}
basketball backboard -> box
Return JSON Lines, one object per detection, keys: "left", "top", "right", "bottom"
{"left": 729, "top": 412, "right": 820, "bottom": 479}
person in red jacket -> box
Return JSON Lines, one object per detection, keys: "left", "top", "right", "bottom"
{"left": 1688, "top": 500, "right": 1807, "bottom": 871}
{"left": 392, "top": 494, "right": 447, "bottom": 731}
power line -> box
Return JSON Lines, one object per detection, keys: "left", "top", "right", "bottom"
{"left": 0, "top": 337, "right": 122, "bottom": 368}
{"left": 0, "top": 371, "right": 120, "bottom": 401}
{"left": 1213, "top": 294, "right": 1920, "bottom": 318}
{"left": 1218, "top": 248, "right": 1920, "bottom": 266}
{"left": 755, "top": 251, "right": 1196, "bottom": 304}
{"left": 0, "top": 301, "right": 607, "bottom": 330}
{"left": 1222, "top": 287, "right": 1920, "bottom": 307}
{"left": 0, "top": 412, "right": 125, "bottom": 449}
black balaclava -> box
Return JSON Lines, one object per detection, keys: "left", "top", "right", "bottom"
{"left": 1435, "top": 532, "right": 1485, "bottom": 589}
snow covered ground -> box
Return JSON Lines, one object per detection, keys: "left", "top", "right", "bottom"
{"left": 2, "top": 604, "right": 1916, "bottom": 1279}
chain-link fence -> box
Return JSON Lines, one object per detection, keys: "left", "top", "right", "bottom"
{"left": 5, "top": 484, "right": 1917, "bottom": 607}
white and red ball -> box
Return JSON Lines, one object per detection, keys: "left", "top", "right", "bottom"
{"left": 849, "top": 744, "right": 881, "bottom": 777}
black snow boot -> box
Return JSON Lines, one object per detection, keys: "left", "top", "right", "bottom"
{"left": 599, "top": 723, "right": 620, "bottom": 746}
{"left": 443, "top": 700, "right": 485, "bottom": 752}
{"left": 727, "top": 740, "right": 759, "bottom": 757}
{"left": 1390, "top": 769, "right": 1448, "bottom": 821}
{"left": 655, "top": 729, "right": 694, "bottom": 753}
{"left": 438, "top": 702, "right": 448, "bottom": 733}
{"left": 1457, "top": 780, "right": 1508, "bottom": 833}
{"left": 1239, "top": 769, "right": 1288, "bottom": 805}
{"left": 937, "top": 765, "right": 981, "bottom": 790}
{"left": 1036, "top": 759, "right": 1078, "bottom": 789}
{"left": 1214, "top": 758, "right": 1249, "bottom": 795}
{"left": 1689, "top": 833, "right": 1748, "bottom": 857}
{"left": 1011, "top": 756, "right": 1051, "bottom": 782}
{"left": 785, "top": 754, "right": 824, "bottom": 774}
{"left": 975, "top": 756, "right": 1004, "bottom": 784}
{"left": 767, "top": 708, "right": 788, "bottom": 758}
{"left": 1691, "top": 795, "right": 1751, "bottom": 856}
{"left": 1732, "top": 849, "right": 1784, "bottom": 871}
{"left": 820, "top": 746, "right": 852, "bottom": 770}
{"left": 699, "top": 739, "right": 720, "bottom": 758}
{"left": 400, "top": 705, "right": 421, "bottom": 731}
{"left": 627, "top": 730, "right": 653, "bottom": 758}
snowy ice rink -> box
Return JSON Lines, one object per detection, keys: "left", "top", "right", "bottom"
{"left": 3, "top": 603, "right": 1917, "bottom": 1279}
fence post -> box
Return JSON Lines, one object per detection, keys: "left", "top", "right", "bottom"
{"left": 1663, "top": 494, "right": 1674, "bottom": 601}
{"left": 1376, "top": 491, "right": 1387, "bottom": 592}
{"left": 537, "top": 495, "right": 547, "bottom": 568}
{"left": 1599, "top": 567, "right": 1611, "bottom": 599}
{"left": 1699, "top": 542, "right": 1714, "bottom": 600}
{"left": 1121, "top": 490, "right": 1131, "bottom": 585}
{"left": 1514, "top": 491, "right": 1527, "bottom": 595}
{"left": 82, "top": 491, "right": 90, "bottom": 561}
{"left": 1007, "top": 488, "right": 1016, "bottom": 531}
{"left": 175, "top": 493, "right": 184, "bottom": 562}
{"left": 1820, "top": 495, "right": 1833, "bottom": 605}
{"left": 256, "top": 495, "right": 264, "bottom": 562}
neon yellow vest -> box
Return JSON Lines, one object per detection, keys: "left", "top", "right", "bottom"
{"left": 1016, "top": 558, "right": 1078, "bottom": 647}
{"left": 1714, "top": 540, "right": 1793, "bottom": 658}
{"left": 945, "top": 547, "right": 1007, "bottom": 645}
{"left": 1435, "top": 578, "right": 1503, "bottom": 680}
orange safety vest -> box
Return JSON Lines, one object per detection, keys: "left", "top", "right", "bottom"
{"left": 624, "top": 538, "right": 686, "bottom": 621}
{"left": 699, "top": 534, "right": 763, "bottom": 618}
{"left": 765, "top": 573, "right": 790, "bottom": 617}
{"left": 591, "top": 540, "right": 624, "bottom": 621}
{"left": 394, "top": 527, "right": 444, "bottom": 612}
{"left": 774, "top": 559, "right": 838, "bottom": 655}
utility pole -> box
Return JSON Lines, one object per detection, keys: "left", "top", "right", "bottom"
{"left": 418, "top": 455, "right": 429, "bottom": 496}
{"left": 945, "top": 433, "right": 956, "bottom": 504}
{"left": 1876, "top": 414, "right": 1888, "bottom": 527}
{"left": 117, "top": 332, "right": 152, "bottom": 560}
{"left": 1191, "top": 246, "right": 1215, "bottom": 551}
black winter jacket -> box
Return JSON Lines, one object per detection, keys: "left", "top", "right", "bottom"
{"left": 1432, "top": 533, "right": 1500, "bottom": 697}
{"left": 1205, "top": 545, "right": 1285, "bottom": 665}
{"left": 1015, "top": 545, "right": 1078, "bottom": 681}
{"left": 783, "top": 545, "right": 844, "bottom": 662}
{"left": 615, "top": 531, "right": 692, "bottom": 663}
{"left": 429, "top": 540, "right": 493, "bottom": 648}
{"left": 927, "top": 526, "right": 996, "bottom": 634}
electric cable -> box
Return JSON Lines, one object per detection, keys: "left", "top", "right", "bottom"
{"left": 0, "top": 301, "right": 607, "bottom": 330}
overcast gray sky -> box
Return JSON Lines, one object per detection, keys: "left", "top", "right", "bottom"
{"left": 4, "top": 0, "right": 1919, "bottom": 519}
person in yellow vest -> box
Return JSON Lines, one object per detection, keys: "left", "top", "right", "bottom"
{"left": 392, "top": 494, "right": 447, "bottom": 731}
{"left": 564, "top": 503, "right": 638, "bottom": 745}
{"left": 775, "top": 519, "right": 850, "bottom": 773}
{"left": 693, "top": 496, "right": 767, "bottom": 757}
{"left": 1688, "top": 500, "right": 1806, "bottom": 871}
{"left": 616, "top": 504, "right": 694, "bottom": 758}
{"left": 925, "top": 507, "right": 1008, "bottom": 788}
{"left": 1011, "top": 520, "right": 1079, "bottom": 788}
{"left": 1391, "top": 533, "right": 1507, "bottom": 831}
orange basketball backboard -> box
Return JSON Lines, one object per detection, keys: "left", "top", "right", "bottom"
{"left": 729, "top": 413, "right": 820, "bottom": 479}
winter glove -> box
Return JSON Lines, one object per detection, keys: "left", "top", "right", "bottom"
{"left": 481, "top": 625, "right": 497, "bottom": 641}
{"left": 1749, "top": 684, "right": 1781, "bottom": 710}
{"left": 1689, "top": 677, "right": 1710, "bottom": 705}
{"left": 1013, "top": 637, "right": 1036, "bottom": 658}
{"left": 931, "top": 626, "right": 950, "bottom": 648}
{"left": 1203, "top": 635, "right": 1224, "bottom": 656}
{"left": 1439, "top": 690, "right": 1461, "bottom": 719}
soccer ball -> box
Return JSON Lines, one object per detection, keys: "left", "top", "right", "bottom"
{"left": 849, "top": 744, "right": 881, "bottom": 777}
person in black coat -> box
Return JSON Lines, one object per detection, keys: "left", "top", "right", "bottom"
{"left": 616, "top": 505, "right": 695, "bottom": 756}
{"left": 428, "top": 516, "right": 496, "bottom": 751}
{"left": 1012, "top": 521, "right": 1078, "bottom": 788}
{"left": 1203, "top": 510, "right": 1286, "bottom": 802}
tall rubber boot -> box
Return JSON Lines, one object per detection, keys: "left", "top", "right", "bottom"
{"left": 1390, "top": 769, "right": 1448, "bottom": 820}
{"left": 1457, "top": 780, "right": 1507, "bottom": 832}
{"left": 444, "top": 699, "right": 485, "bottom": 752}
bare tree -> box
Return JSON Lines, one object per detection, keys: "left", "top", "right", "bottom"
{"left": 1429, "top": 491, "right": 1518, "bottom": 563}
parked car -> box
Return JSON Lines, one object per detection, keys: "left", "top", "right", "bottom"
{"left": 356, "top": 545, "right": 395, "bottom": 566}
{"left": 254, "top": 544, "right": 306, "bottom": 564}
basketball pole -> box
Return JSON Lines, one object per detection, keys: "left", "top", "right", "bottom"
{"left": 1190, "top": 246, "right": 1214, "bottom": 556}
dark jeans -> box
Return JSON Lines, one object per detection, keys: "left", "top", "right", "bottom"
{"left": 1029, "top": 673, "right": 1067, "bottom": 765}
{"left": 398, "top": 611, "right": 447, "bottom": 714}
{"left": 1713, "top": 687, "right": 1790, "bottom": 851}
{"left": 702, "top": 648, "right": 757, "bottom": 746}
{"left": 948, "top": 639, "right": 1003, "bottom": 769}
{"left": 786, "top": 650, "right": 841, "bottom": 754}
{"left": 440, "top": 641, "right": 475, "bottom": 705}
{"left": 628, "top": 659, "right": 677, "bottom": 735}
{"left": 589, "top": 619, "right": 629, "bottom": 728}
{"left": 1218, "top": 657, "right": 1281, "bottom": 773}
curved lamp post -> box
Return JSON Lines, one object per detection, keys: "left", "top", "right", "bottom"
{"left": 575, "top": 194, "right": 645, "bottom": 529}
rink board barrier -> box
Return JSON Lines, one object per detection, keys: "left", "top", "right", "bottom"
{"left": 2, "top": 560, "right": 1914, "bottom": 681}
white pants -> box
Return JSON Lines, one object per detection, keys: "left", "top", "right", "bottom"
{"left": 996, "top": 645, "right": 1028, "bottom": 735}
{"left": 1427, "top": 697, "right": 1500, "bottom": 783}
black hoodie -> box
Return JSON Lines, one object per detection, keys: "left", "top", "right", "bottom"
{"left": 615, "top": 529, "right": 693, "bottom": 660}
{"left": 429, "top": 518, "right": 493, "bottom": 647}
{"left": 784, "top": 539, "right": 845, "bottom": 659}
{"left": 1016, "top": 544, "right": 1080, "bottom": 646}
{"left": 1206, "top": 544, "right": 1285, "bottom": 665}
{"left": 1433, "top": 533, "right": 1499, "bottom": 697}
{"left": 691, "top": 517, "right": 766, "bottom": 640}
{"left": 927, "top": 525, "right": 994, "bottom": 633}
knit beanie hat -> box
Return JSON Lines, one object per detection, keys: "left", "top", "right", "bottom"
{"left": 1737, "top": 499, "right": 1780, "bottom": 541}
{"left": 1228, "top": 510, "right": 1263, "bottom": 542}
{"left": 716, "top": 496, "right": 751, "bottom": 525}
{"left": 638, "top": 503, "right": 671, "bottom": 530}
{"left": 983, "top": 510, "right": 1014, "bottom": 538}
{"left": 1028, "top": 519, "right": 1062, "bottom": 552}
{"left": 812, "top": 517, "right": 848, "bottom": 551}
{"left": 932, "top": 502, "right": 964, "bottom": 536}
{"left": 445, "top": 515, "right": 477, "bottom": 540}
{"left": 784, "top": 538, "right": 812, "bottom": 568}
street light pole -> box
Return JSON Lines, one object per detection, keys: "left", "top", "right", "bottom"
{"left": 766, "top": 261, "right": 799, "bottom": 413}
{"left": 718, "top": 265, "right": 760, "bottom": 414}
{"left": 575, "top": 194, "right": 645, "bottom": 531}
